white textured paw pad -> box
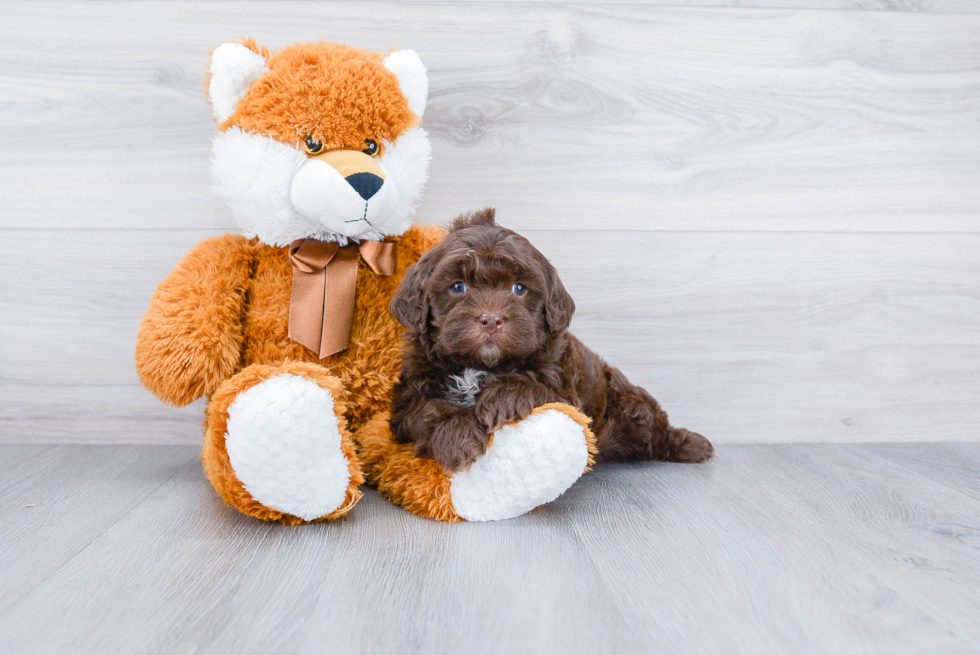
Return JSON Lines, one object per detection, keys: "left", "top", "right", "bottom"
{"left": 450, "top": 409, "right": 590, "bottom": 522}
{"left": 225, "top": 374, "right": 351, "bottom": 521}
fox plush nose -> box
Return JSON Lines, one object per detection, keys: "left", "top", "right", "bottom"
{"left": 311, "top": 149, "right": 386, "bottom": 200}
{"left": 479, "top": 313, "right": 504, "bottom": 333}
{"left": 345, "top": 172, "right": 384, "bottom": 200}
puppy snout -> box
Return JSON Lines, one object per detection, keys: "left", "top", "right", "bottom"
{"left": 479, "top": 313, "right": 504, "bottom": 333}
{"left": 346, "top": 172, "right": 384, "bottom": 200}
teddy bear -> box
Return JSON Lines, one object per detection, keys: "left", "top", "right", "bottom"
{"left": 135, "top": 39, "right": 596, "bottom": 524}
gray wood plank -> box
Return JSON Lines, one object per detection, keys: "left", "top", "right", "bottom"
{"left": 0, "top": 444, "right": 59, "bottom": 477}
{"left": 0, "top": 385, "right": 207, "bottom": 444}
{"left": 860, "top": 442, "right": 980, "bottom": 502}
{"left": 1, "top": 3, "right": 977, "bottom": 232}
{"left": 0, "top": 454, "right": 631, "bottom": 655}
{"left": 0, "top": 445, "right": 199, "bottom": 617}
{"left": 3, "top": 229, "right": 978, "bottom": 444}
{"left": 292, "top": 491, "right": 630, "bottom": 655}
{"left": 564, "top": 444, "right": 980, "bottom": 654}
{"left": 0, "top": 443, "right": 978, "bottom": 654}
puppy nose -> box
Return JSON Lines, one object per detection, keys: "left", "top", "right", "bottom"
{"left": 346, "top": 172, "right": 384, "bottom": 200}
{"left": 479, "top": 313, "right": 504, "bottom": 332}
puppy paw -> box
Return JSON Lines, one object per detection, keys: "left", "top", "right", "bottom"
{"left": 667, "top": 428, "right": 714, "bottom": 463}
{"left": 474, "top": 376, "right": 540, "bottom": 432}
{"left": 421, "top": 412, "right": 489, "bottom": 474}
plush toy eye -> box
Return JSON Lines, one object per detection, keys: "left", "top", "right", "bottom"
{"left": 450, "top": 282, "right": 466, "bottom": 295}
{"left": 363, "top": 139, "right": 379, "bottom": 157}
{"left": 304, "top": 135, "right": 324, "bottom": 155}
{"left": 512, "top": 283, "right": 527, "bottom": 296}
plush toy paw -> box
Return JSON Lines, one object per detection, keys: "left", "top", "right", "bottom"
{"left": 202, "top": 362, "right": 364, "bottom": 524}
{"left": 356, "top": 403, "right": 596, "bottom": 522}
{"left": 449, "top": 404, "right": 595, "bottom": 521}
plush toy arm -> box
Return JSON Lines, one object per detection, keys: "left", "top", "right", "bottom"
{"left": 356, "top": 403, "right": 597, "bottom": 523}
{"left": 135, "top": 234, "right": 255, "bottom": 406}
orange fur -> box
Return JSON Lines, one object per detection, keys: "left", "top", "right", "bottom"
{"left": 136, "top": 225, "right": 598, "bottom": 523}
{"left": 355, "top": 414, "right": 462, "bottom": 523}
{"left": 202, "top": 361, "right": 364, "bottom": 524}
{"left": 137, "top": 224, "right": 446, "bottom": 521}
{"left": 135, "top": 235, "right": 258, "bottom": 407}
{"left": 143, "top": 40, "right": 594, "bottom": 524}
{"left": 237, "top": 37, "right": 270, "bottom": 60}
{"left": 353, "top": 403, "right": 595, "bottom": 523}
{"left": 222, "top": 42, "right": 416, "bottom": 156}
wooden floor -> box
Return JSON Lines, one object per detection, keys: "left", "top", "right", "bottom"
{"left": 1, "top": 443, "right": 978, "bottom": 654}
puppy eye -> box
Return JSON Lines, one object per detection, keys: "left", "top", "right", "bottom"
{"left": 450, "top": 282, "right": 467, "bottom": 295}
{"left": 304, "top": 135, "right": 324, "bottom": 155}
{"left": 363, "top": 139, "right": 379, "bottom": 157}
{"left": 512, "top": 283, "right": 527, "bottom": 296}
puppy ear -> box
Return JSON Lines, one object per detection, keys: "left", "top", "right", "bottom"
{"left": 539, "top": 255, "right": 575, "bottom": 333}
{"left": 390, "top": 250, "right": 436, "bottom": 333}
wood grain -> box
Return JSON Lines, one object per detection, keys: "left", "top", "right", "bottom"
{"left": 1, "top": 1, "right": 978, "bottom": 447}
{"left": 861, "top": 442, "right": 980, "bottom": 501}
{"left": 564, "top": 444, "right": 980, "bottom": 653}
{"left": 3, "top": 228, "right": 977, "bottom": 444}
{"left": 177, "top": 0, "right": 980, "bottom": 11}
{"left": 0, "top": 2, "right": 977, "bottom": 233}
{"left": 0, "top": 443, "right": 978, "bottom": 654}
{"left": 0, "top": 445, "right": 199, "bottom": 616}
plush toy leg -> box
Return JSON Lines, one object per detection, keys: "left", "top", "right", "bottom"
{"left": 355, "top": 403, "right": 597, "bottom": 522}
{"left": 202, "top": 361, "right": 364, "bottom": 524}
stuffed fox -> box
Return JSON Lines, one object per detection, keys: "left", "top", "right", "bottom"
{"left": 135, "top": 40, "right": 595, "bottom": 523}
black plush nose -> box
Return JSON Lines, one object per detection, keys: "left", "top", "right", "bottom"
{"left": 479, "top": 313, "right": 504, "bottom": 333}
{"left": 346, "top": 172, "right": 384, "bottom": 200}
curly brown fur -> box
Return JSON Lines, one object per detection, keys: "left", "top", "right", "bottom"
{"left": 389, "top": 208, "right": 713, "bottom": 473}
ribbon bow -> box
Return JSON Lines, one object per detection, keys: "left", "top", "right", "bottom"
{"left": 288, "top": 238, "right": 398, "bottom": 359}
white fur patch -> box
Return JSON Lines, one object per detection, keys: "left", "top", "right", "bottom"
{"left": 210, "top": 126, "right": 431, "bottom": 247}
{"left": 383, "top": 50, "right": 428, "bottom": 117}
{"left": 209, "top": 43, "right": 269, "bottom": 123}
{"left": 446, "top": 368, "right": 490, "bottom": 407}
{"left": 376, "top": 126, "right": 432, "bottom": 237}
{"left": 211, "top": 128, "right": 310, "bottom": 246}
{"left": 224, "top": 374, "right": 351, "bottom": 521}
{"left": 450, "top": 409, "right": 590, "bottom": 522}
{"left": 289, "top": 159, "right": 400, "bottom": 238}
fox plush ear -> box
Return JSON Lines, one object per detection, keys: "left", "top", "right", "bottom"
{"left": 383, "top": 50, "right": 428, "bottom": 118}
{"left": 208, "top": 42, "right": 269, "bottom": 123}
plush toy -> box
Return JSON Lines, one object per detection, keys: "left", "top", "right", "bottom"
{"left": 135, "top": 40, "right": 595, "bottom": 523}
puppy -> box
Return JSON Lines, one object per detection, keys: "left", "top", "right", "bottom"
{"left": 389, "top": 208, "right": 713, "bottom": 473}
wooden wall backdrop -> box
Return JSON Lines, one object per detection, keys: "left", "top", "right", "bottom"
{"left": 1, "top": 1, "right": 978, "bottom": 445}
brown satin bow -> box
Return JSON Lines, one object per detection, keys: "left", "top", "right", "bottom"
{"left": 288, "top": 238, "right": 398, "bottom": 359}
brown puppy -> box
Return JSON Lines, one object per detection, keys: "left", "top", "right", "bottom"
{"left": 389, "top": 208, "right": 713, "bottom": 473}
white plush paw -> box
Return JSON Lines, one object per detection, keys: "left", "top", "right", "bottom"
{"left": 449, "top": 409, "right": 590, "bottom": 522}
{"left": 225, "top": 374, "right": 351, "bottom": 521}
